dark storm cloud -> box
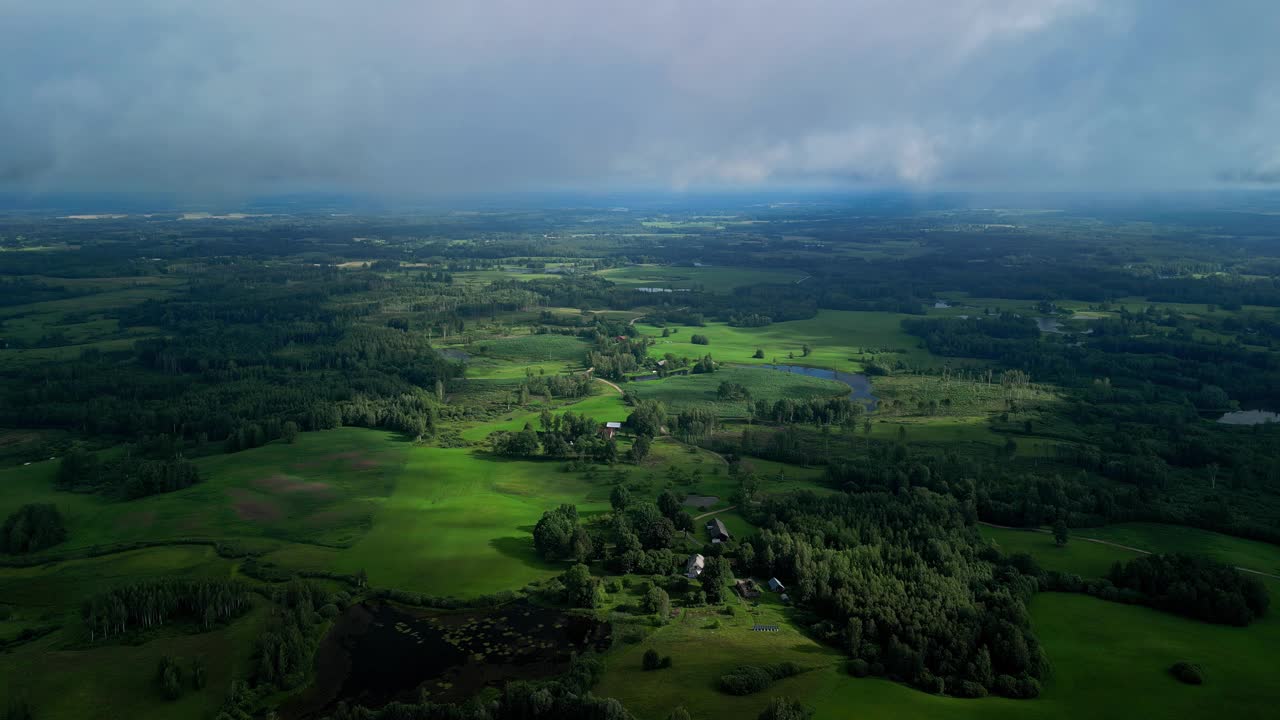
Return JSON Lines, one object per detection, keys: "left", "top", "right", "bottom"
{"left": 1, "top": 0, "right": 1278, "bottom": 192}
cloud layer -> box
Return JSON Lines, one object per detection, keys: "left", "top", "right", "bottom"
{"left": 2, "top": 0, "right": 1278, "bottom": 192}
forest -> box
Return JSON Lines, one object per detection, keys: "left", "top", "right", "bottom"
{"left": 1, "top": 196, "right": 1279, "bottom": 720}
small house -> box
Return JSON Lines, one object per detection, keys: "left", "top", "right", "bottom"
{"left": 706, "top": 517, "right": 731, "bottom": 543}
{"left": 768, "top": 577, "right": 786, "bottom": 592}
{"left": 600, "top": 421, "right": 623, "bottom": 439}
{"left": 686, "top": 553, "right": 706, "bottom": 579}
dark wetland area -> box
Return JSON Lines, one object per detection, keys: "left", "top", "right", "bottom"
{"left": 287, "top": 601, "right": 612, "bottom": 717}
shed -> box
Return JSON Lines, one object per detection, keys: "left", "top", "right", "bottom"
{"left": 600, "top": 421, "right": 623, "bottom": 439}
{"left": 685, "top": 553, "right": 705, "bottom": 579}
{"left": 768, "top": 577, "right": 786, "bottom": 592}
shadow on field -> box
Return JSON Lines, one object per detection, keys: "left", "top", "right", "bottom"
{"left": 488, "top": 536, "right": 561, "bottom": 571}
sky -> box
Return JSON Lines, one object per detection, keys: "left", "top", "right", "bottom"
{"left": 2, "top": 0, "right": 1279, "bottom": 194}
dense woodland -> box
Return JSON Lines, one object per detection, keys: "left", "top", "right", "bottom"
{"left": 4, "top": 199, "right": 1280, "bottom": 718}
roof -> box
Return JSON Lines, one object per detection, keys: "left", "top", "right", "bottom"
{"left": 605, "top": 421, "right": 623, "bottom": 429}
{"left": 707, "top": 517, "right": 730, "bottom": 538}
{"left": 768, "top": 577, "right": 786, "bottom": 590}
{"left": 685, "top": 554, "right": 705, "bottom": 577}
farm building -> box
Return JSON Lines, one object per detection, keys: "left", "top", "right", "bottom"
{"left": 685, "top": 553, "right": 705, "bottom": 578}
{"left": 768, "top": 577, "right": 786, "bottom": 592}
{"left": 706, "top": 517, "right": 731, "bottom": 542}
{"left": 735, "top": 579, "right": 760, "bottom": 599}
{"left": 599, "top": 421, "right": 623, "bottom": 439}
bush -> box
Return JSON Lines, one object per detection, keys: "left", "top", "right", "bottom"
{"left": 757, "top": 697, "right": 812, "bottom": 720}
{"left": 719, "top": 665, "right": 773, "bottom": 695}
{"left": 847, "top": 658, "right": 870, "bottom": 677}
{"left": 643, "top": 648, "right": 662, "bottom": 671}
{"left": 993, "top": 674, "right": 1040, "bottom": 699}
{"left": 0, "top": 504, "right": 67, "bottom": 555}
{"left": 156, "top": 656, "right": 184, "bottom": 700}
{"left": 690, "top": 334, "right": 710, "bottom": 345}
{"left": 719, "top": 662, "right": 803, "bottom": 695}
{"left": 190, "top": 657, "right": 207, "bottom": 690}
{"left": 954, "top": 680, "right": 989, "bottom": 698}
{"left": 319, "top": 603, "right": 340, "bottom": 619}
{"left": 918, "top": 673, "right": 945, "bottom": 694}
{"left": 1170, "top": 661, "right": 1204, "bottom": 685}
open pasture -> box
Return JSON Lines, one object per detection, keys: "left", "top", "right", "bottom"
{"left": 623, "top": 366, "right": 850, "bottom": 418}
{"left": 636, "top": 310, "right": 949, "bottom": 371}
{"left": 599, "top": 264, "right": 808, "bottom": 293}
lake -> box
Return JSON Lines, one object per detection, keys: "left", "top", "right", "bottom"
{"left": 760, "top": 364, "right": 878, "bottom": 410}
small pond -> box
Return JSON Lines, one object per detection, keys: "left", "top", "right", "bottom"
{"left": 760, "top": 365, "right": 877, "bottom": 410}
{"left": 1036, "top": 317, "right": 1093, "bottom": 335}
{"left": 1217, "top": 410, "right": 1280, "bottom": 426}
{"left": 683, "top": 494, "right": 719, "bottom": 508}
{"left": 283, "top": 600, "right": 611, "bottom": 718}
{"left": 439, "top": 348, "right": 471, "bottom": 363}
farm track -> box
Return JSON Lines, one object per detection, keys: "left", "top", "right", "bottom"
{"left": 692, "top": 505, "right": 737, "bottom": 521}
{"left": 979, "top": 521, "right": 1280, "bottom": 581}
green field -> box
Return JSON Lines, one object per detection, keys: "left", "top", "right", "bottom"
{"left": 981, "top": 526, "right": 1141, "bottom": 577}
{"left": 599, "top": 583, "right": 1280, "bottom": 720}
{"left": 636, "top": 310, "right": 950, "bottom": 371}
{"left": 623, "top": 366, "right": 850, "bottom": 417}
{"left": 982, "top": 523, "right": 1280, "bottom": 578}
{"left": 0, "top": 428, "right": 407, "bottom": 552}
{"left": 1082, "top": 523, "right": 1280, "bottom": 577}
{"left": 598, "top": 264, "right": 807, "bottom": 293}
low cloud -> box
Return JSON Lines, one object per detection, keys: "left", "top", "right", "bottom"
{"left": 2, "top": 0, "right": 1277, "bottom": 192}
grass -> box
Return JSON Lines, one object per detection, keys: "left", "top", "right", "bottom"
{"left": 0, "top": 428, "right": 408, "bottom": 552}
{"left": 802, "top": 586, "right": 1280, "bottom": 720}
{"left": 260, "top": 447, "right": 612, "bottom": 596}
{"left": 598, "top": 264, "right": 807, "bottom": 293}
{"left": 595, "top": 592, "right": 843, "bottom": 720}
{"left": 1077, "top": 523, "right": 1280, "bottom": 577}
{"left": 0, "top": 603, "right": 266, "bottom": 720}
{"left": 980, "top": 526, "right": 1140, "bottom": 578}
{"left": 623, "top": 366, "right": 850, "bottom": 418}
{"left": 636, "top": 310, "right": 951, "bottom": 372}
{"left": 982, "top": 522, "right": 1280, "bottom": 578}
{"left": 466, "top": 334, "right": 591, "bottom": 363}
{"left": 599, "top": 580, "right": 1280, "bottom": 720}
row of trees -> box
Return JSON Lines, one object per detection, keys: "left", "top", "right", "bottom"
{"left": 1107, "top": 553, "right": 1269, "bottom": 625}
{"left": 81, "top": 578, "right": 252, "bottom": 641}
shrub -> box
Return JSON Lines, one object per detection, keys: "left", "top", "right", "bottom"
{"left": 191, "top": 657, "right": 207, "bottom": 690}
{"left": 719, "top": 665, "right": 773, "bottom": 695}
{"left": 690, "top": 334, "right": 710, "bottom": 345}
{"left": 643, "top": 648, "right": 661, "bottom": 671}
{"left": 719, "top": 662, "right": 803, "bottom": 695}
{"left": 319, "top": 603, "right": 340, "bottom": 619}
{"left": 954, "top": 680, "right": 988, "bottom": 698}
{"left": 1170, "top": 661, "right": 1204, "bottom": 685}
{"left": 757, "top": 697, "right": 812, "bottom": 720}
{"left": 156, "top": 656, "right": 184, "bottom": 700}
{"left": 0, "top": 504, "right": 67, "bottom": 555}
{"left": 847, "top": 658, "right": 870, "bottom": 677}
{"left": 993, "top": 674, "right": 1040, "bottom": 699}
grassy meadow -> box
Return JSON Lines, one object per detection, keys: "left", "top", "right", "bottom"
{"left": 623, "top": 366, "right": 851, "bottom": 418}
{"left": 636, "top": 309, "right": 951, "bottom": 371}
{"left": 598, "top": 264, "right": 808, "bottom": 293}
